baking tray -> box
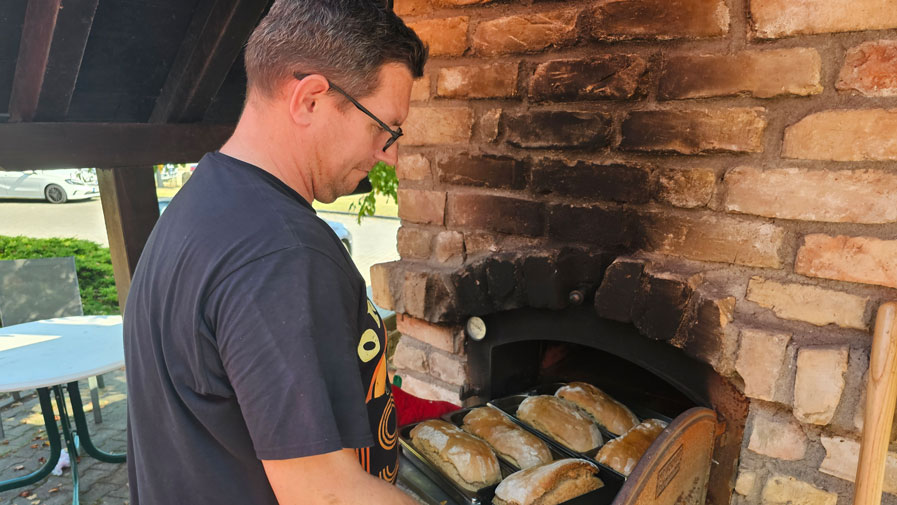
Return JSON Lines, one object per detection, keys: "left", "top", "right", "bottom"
{"left": 399, "top": 420, "right": 622, "bottom": 505}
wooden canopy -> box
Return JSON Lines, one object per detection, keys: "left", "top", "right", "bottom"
{"left": 0, "top": 0, "right": 273, "bottom": 309}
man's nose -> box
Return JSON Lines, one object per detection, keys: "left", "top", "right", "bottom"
{"left": 374, "top": 144, "right": 398, "bottom": 166}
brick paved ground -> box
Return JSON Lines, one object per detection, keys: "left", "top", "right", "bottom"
{"left": 0, "top": 370, "right": 128, "bottom": 505}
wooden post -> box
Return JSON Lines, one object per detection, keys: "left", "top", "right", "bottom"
{"left": 97, "top": 168, "right": 160, "bottom": 313}
{"left": 854, "top": 302, "right": 897, "bottom": 505}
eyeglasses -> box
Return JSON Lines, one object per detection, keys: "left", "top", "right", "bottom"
{"left": 294, "top": 72, "right": 403, "bottom": 152}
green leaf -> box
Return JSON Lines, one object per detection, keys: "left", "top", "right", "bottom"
{"left": 354, "top": 161, "right": 398, "bottom": 224}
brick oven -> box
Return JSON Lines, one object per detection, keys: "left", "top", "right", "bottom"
{"left": 371, "top": 1, "right": 897, "bottom": 504}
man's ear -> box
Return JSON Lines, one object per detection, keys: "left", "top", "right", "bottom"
{"left": 288, "top": 74, "right": 330, "bottom": 126}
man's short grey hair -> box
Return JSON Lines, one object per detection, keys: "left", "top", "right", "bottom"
{"left": 245, "top": 0, "right": 427, "bottom": 99}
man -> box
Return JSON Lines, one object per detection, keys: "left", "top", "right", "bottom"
{"left": 123, "top": 2, "right": 435, "bottom": 503}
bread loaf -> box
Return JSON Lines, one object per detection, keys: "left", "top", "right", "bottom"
{"left": 555, "top": 382, "right": 639, "bottom": 436}
{"left": 596, "top": 419, "right": 667, "bottom": 476}
{"left": 493, "top": 458, "right": 603, "bottom": 505}
{"left": 410, "top": 419, "right": 501, "bottom": 491}
{"left": 516, "top": 396, "right": 603, "bottom": 453}
{"left": 462, "top": 407, "right": 553, "bottom": 469}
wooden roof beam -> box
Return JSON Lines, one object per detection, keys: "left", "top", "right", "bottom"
{"left": 0, "top": 122, "right": 234, "bottom": 170}
{"left": 151, "top": 0, "right": 269, "bottom": 123}
{"left": 8, "top": 0, "right": 99, "bottom": 122}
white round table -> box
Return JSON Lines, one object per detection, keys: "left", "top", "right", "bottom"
{"left": 0, "top": 315, "right": 125, "bottom": 502}
{"left": 0, "top": 315, "right": 124, "bottom": 392}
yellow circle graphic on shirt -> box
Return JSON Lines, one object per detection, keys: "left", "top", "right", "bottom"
{"left": 357, "top": 328, "right": 380, "bottom": 363}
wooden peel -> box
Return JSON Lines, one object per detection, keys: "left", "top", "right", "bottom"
{"left": 854, "top": 302, "right": 897, "bottom": 505}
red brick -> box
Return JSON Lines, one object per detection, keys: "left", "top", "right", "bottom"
{"left": 547, "top": 204, "right": 633, "bottom": 247}
{"left": 370, "top": 261, "right": 400, "bottom": 311}
{"left": 428, "top": 351, "right": 467, "bottom": 386}
{"left": 396, "top": 313, "right": 461, "bottom": 353}
{"left": 640, "top": 211, "right": 785, "bottom": 268}
{"left": 434, "top": 231, "right": 465, "bottom": 265}
{"left": 397, "top": 189, "right": 446, "bottom": 225}
{"left": 472, "top": 108, "right": 501, "bottom": 144}
{"left": 656, "top": 167, "right": 716, "bottom": 208}
{"left": 402, "top": 106, "right": 473, "bottom": 146}
{"left": 621, "top": 108, "right": 766, "bottom": 154}
{"left": 723, "top": 166, "right": 897, "bottom": 223}
{"left": 437, "top": 153, "right": 527, "bottom": 189}
{"left": 746, "top": 277, "right": 868, "bottom": 330}
{"left": 396, "top": 153, "right": 431, "bottom": 182}
{"left": 408, "top": 16, "right": 469, "bottom": 57}
{"left": 783, "top": 109, "right": 897, "bottom": 161}
{"left": 837, "top": 40, "right": 897, "bottom": 97}
{"left": 399, "top": 373, "right": 462, "bottom": 403}
{"left": 584, "top": 0, "right": 729, "bottom": 41}
{"left": 391, "top": 338, "right": 429, "bottom": 374}
{"left": 796, "top": 234, "right": 897, "bottom": 289}
{"left": 502, "top": 110, "right": 613, "bottom": 149}
{"left": 659, "top": 48, "right": 822, "bottom": 99}
{"left": 530, "top": 55, "right": 648, "bottom": 101}
{"left": 447, "top": 193, "right": 544, "bottom": 236}
{"left": 397, "top": 226, "right": 435, "bottom": 259}
{"left": 394, "top": 0, "right": 439, "bottom": 17}
{"left": 531, "top": 158, "right": 652, "bottom": 203}
{"left": 436, "top": 63, "right": 519, "bottom": 99}
{"left": 750, "top": 0, "right": 897, "bottom": 38}
{"left": 472, "top": 9, "right": 579, "bottom": 56}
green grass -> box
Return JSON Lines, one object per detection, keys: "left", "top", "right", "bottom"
{"left": 0, "top": 236, "right": 119, "bottom": 315}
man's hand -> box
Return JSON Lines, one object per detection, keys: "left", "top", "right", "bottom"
{"left": 262, "top": 448, "right": 419, "bottom": 505}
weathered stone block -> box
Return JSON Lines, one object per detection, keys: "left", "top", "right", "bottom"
{"left": 397, "top": 226, "right": 435, "bottom": 259}
{"left": 438, "top": 154, "right": 527, "bottom": 189}
{"left": 639, "top": 211, "right": 785, "bottom": 268}
{"left": 472, "top": 9, "right": 579, "bottom": 55}
{"left": 548, "top": 203, "right": 632, "bottom": 247}
{"left": 746, "top": 277, "right": 868, "bottom": 329}
{"left": 530, "top": 55, "right": 648, "bottom": 101}
{"left": 370, "top": 261, "right": 399, "bottom": 311}
{"left": 408, "top": 16, "right": 469, "bottom": 57}
{"left": 747, "top": 407, "right": 807, "bottom": 461}
{"left": 400, "top": 373, "right": 462, "bottom": 404}
{"left": 531, "top": 159, "right": 652, "bottom": 203}
{"left": 595, "top": 259, "right": 646, "bottom": 322}
{"left": 397, "top": 313, "right": 461, "bottom": 354}
{"left": 681, "top": 295, "right": 737, "bottom": 372}
{"left": 656, "top": 167, "right": 716, "bottom": 208}
{"left": 396, "top": 153, "right": 431, "bottom": 181}
{"left": 736, "top": 329, "right": 791, "bottom": 401}
{"left": 434, "top": 230, "right": 465, "bottom": 265}
{"left": 837, "top": 40, "right": 897, "bottom": 97}
{"left": 783, "top": 109, "right": 897, "bottom": 161}
{"left": 760, "top": 474, "right": 837, "bottom": 505}
{"left": 796, "top": 234, "right": 897, "bottom": 290}
{"left": 397, "top": 189, "right": 446, "bottom": 225}
{"left": 584, "top": 0, "right": 729, "bottom": 41}
{"left": 794, "top": 347, "right": 849, "bottom": 425}
{"left": 472, "top": 108, "right": 501, "bottom": 144}
{"left": 392, "top": 338, "right": 429, "bottom": 373}
{"left": 428, "top": 351, "right": 467, "bottom": 386}
{"left": 503, "top": 110, "right": 613, "bottom": 149}
{"left": 621, "top": 108, "right": 766, "bottom": 154}
{"left": 659, "top": 48, "right": 822, "bottom": 99}
{"left": 403, "top": 106, "right": 473, "bottom": 146}
{"left": 437, "top": 63, "right": 519, "bottom": 99}
{"left": 819, "top": 436, "right": 897, "bottom": 495}
{"left": 750, "top": 0, "right": 897, "bottom": 38}
{"left": 724, "top": 166, "right": 897, "bottom": 223}
{"left": 734, "top": 471, "right": 757, "bottom": 496}
{"left": 447, "top": 193, "right": 544, "bottom": 236}
{"left": 632, "top": 274, "right": 693, "bottom": 342}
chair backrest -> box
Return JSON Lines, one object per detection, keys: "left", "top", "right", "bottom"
{"left": 0, "top": 257, "right": 84, "bottom": 327}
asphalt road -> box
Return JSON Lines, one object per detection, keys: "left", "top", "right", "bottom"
{"left": 0, "top": 197, "right": 400, "bottom": 285}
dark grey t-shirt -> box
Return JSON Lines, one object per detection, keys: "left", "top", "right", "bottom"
{"left": 124, "top": 152, "right": 397, "bottom": 504}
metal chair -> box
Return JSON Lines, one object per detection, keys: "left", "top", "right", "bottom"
{"left": 0, "top": 257, "right": 106, "bottom": 439}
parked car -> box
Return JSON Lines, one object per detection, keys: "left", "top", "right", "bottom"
{"left": 0, "top": 169, "right": 99, "bottom": 203}
{"left": 158, "top": 197, "right": 353, "bottom": 254}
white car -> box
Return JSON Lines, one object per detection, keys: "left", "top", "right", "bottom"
{"left": 0, "top": 169, "right": 99, "bottom": 203}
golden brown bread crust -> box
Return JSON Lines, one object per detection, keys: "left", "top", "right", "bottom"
{"left": 462, "top": 407, "right": 553, "bottom": 469}
{"left": 516, "top": 396, "right": 603, "bottom": 453}
{"left": 410, "top": 419, "right": 501, "bottom": 491}
{"left": 555, "top": 382, "right": 639, "bottom": 435}
{"left": 596, "top": 418, "right": 667, "bottom": 476}
{"left": 492, "top": 458, "right": 603, "bottom": 505}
